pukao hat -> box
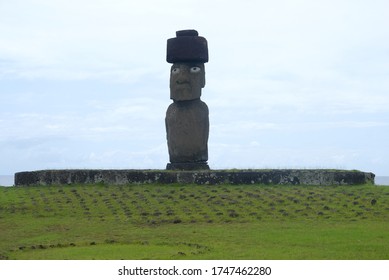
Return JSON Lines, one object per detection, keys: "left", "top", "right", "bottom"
{"left": 167, "top": 30, "right": 208, "bottom": 63}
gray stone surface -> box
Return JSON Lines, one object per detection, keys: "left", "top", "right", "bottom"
{"left": 166, "top": 162, "right": 210, "bottom": 171}
{"left": 14, "top": 169, "right": 375, "bottom": 186}
{"left": 166, "top": 99, "right": 209, "bottom": 164}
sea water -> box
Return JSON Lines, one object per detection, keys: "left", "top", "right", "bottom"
{"left": 375, "top": 176, "right": 389, "bottom": 186}
{"left": 0, "top": 175, "right": 14, "bottom": 187}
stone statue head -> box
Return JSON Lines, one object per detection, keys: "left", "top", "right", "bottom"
{"left": 170, "top": 62, "right": 205, "bottom": 101}
{"left": 167, "top": 29, "right": 208, "bottom": 101}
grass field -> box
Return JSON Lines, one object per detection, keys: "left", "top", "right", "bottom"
{"left": 0, "top": 183, "right": 388, "bottom": 259}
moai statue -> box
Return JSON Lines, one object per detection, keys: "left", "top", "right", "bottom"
{"left": 165, "top": 30, "right": 210, "bottom": 170}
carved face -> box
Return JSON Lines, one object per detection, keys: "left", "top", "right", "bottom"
{"left": 170, "top": 63, "right": 205, "bottom": 101}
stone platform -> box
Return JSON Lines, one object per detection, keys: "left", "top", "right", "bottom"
{"left": 14, "top": 169, "right": 375, "bottom": 186}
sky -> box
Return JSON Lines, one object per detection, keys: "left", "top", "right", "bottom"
{"left": 1, "top": 0, "right": 388, "bottom": 176}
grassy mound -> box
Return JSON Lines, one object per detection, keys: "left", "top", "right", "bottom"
{"left": 1, "top": 184, "right": 388, "bottom": 259}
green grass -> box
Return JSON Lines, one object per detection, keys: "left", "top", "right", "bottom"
{"left": 1, "top": 183, "right": 388, "bottom": 259}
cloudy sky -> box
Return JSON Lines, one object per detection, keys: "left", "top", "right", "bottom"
{"left": 1, "top": 0, "right": 388, "bottom": 176}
